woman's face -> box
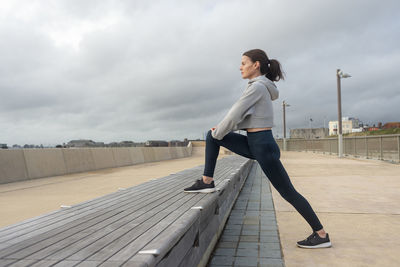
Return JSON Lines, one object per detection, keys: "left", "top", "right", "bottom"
{"left": 240, "top": 55, "right": 260, "bottom": 79}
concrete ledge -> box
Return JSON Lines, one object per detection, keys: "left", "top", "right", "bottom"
{"left": 23, "top": 149, "right": 67, "bottom": 179}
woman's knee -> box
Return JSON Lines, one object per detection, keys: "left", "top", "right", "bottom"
{"left": 207, "top": 129, "right": 220, "bottom": 143}
{"left": 257, "top": 154, "right": 279, "bottom": 168}
{"left": 206, "top": 129, "right": 213, "bottom": 141}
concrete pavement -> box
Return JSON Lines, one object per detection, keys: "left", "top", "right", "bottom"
{"left": 273, "top": 151, "right": 400, "bottom": 267}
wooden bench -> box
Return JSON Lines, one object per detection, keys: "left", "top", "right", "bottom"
{"left": 0, "top": 156, "right": 253, "bottom": 267}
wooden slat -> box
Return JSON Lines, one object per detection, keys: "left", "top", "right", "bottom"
{"left": 0, "top": 171, "right": 198, "bottom": 248}
{"left": 21, "top": 191, "right": 193, "bottom": 262}
{"left": 0, "top": 172, "right": 181, "bottom": 237}
{"left": 0, "top": 172, "right": 200, "bottom": 260}
{"left": 0, "top": 164, "right": 206, "bottom": 235}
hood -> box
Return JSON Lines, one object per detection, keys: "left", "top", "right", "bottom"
{"left": 248, "top": 75, "right": 279, "bottom": 101}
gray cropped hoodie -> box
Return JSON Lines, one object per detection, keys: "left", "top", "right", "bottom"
{"left": 211, "top": 75, "right": 279, "bottom": 140}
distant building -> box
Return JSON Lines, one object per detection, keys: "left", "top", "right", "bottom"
{"left": 145, "top": 140, "right": 169, "bottom": 147}
{"left": 368, "top": 127, "right": 380, "bottom": 131}
{"left": 23, "top": 144, "right": 35, "bottom": 148}
{"left": 108, "top": 142, "right": 119, "bottom": 147}
{"left": 329, "top": 117, "right": 361, "bottom": 135}
{"left": 168, "top": 140, "right": 182, "bottom": 147}
{"left": 119, "top": 141, "right": 136, "bottom": 147}
{"left": 290, "top": 128, "right": 328, "bottom": 139}
{"left": 67, "top": 139, "right": 100, "bottom": 147}
{"left": 168, "top": 139, "right": 189, "bottom": 147}
{"left": 134, "top": 142, "right": 146, "bottom": 147}
{"left": 382, "top": 122, "right": 400, "bottom": 129}
{"left": 0, "top": 143, "right": 8, "bottom": 149}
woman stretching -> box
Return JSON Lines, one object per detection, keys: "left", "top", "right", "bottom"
{"left": 184, "top": 49, "right": 331, "bottom": 249}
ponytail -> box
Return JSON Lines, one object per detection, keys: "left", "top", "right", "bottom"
{"left": 265, "top": 59, "right": 284, "bottom": 82}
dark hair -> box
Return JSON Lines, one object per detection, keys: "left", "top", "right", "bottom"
{"left": 243, "top": 49, "right": 284, "bottom": 81}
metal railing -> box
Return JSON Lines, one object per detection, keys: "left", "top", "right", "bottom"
{"left": 276, "top": 134, "right": 400, "bottom": 164}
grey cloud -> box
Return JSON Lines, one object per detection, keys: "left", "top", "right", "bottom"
{"left": 0, "top": 0, "right": 399, "bottom": 145}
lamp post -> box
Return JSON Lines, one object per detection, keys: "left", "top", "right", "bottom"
{"left": 282, "top": 101, "right": 290, "bottom": 151}
{"left": 336, "top": 69, "right": 351, "bottom": 158}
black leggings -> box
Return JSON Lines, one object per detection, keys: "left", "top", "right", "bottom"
{"left": 204, "top": 129, "right": 323, "bottom": 232}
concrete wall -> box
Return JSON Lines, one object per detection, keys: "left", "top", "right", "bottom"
{"left": 129, "top": 148, "right": 145, "bottom": 165}
{"left": 0, "top": 150, "right": 29, "bottom": 183}
{"left": 169, "top": 147, "right": 179, "bottom": 159}
{"left": 112, "top": 148, "right": 133, "bottom": 167}
{"left": 0, "top": 143, "right": 193, "bottom": 184}
{"left": 141, "top": 147, "right": 156, "bottom": 162}
{"left": 91, "top": 148, "right": 116, "bottom": 170}
{"left": 154, "top": 147, "right": 171, "bottom": 161}
{"left": 24, "top": 149, "right": 67, "bottom": 179}
{"left": 63, "top": 148, "right": 96, "bottom": 174}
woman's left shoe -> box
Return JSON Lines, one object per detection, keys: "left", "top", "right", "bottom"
{"left": 296, "top": 232, "right": 332, "bottom": 248}
{"left": 184, "top": 179, "right": 216, "bottom": 193}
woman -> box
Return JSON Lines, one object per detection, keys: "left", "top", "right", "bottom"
{"left": 184, "top": 49, "right": 331, "bottom": 249}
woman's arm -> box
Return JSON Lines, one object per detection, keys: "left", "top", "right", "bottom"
{"left": 211, "top": 83, "right": 264, "bottom": 140}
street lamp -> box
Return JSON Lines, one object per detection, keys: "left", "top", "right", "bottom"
{"left": 336, "top": 69, "right": 351, "bottom": 158}
{"left": 282, "top": 100, "right": 290, "bottom": 151}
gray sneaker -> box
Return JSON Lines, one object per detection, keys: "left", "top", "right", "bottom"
{"left": 184, "top": 179, "right": 216, "bottom": 193}
{"left": 297, "top": 232, "right": 332, "bottom": 248}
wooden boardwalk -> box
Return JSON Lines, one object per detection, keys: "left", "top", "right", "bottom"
{"left": 0, "top": 156, "right": 253, "bottom": 267}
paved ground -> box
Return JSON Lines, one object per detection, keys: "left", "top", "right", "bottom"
{"left": 1, "top": 147, "right": 399, "bottom": 267}
{"left": 208, "top": 162, "right": 284, "bottom": 267}
{"left": 272, "top": 151, "right": 400, "bottom": 267}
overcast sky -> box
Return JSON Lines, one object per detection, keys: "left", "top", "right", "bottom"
{"left": 1, "top": 0, "right": 399, "bottom": 146}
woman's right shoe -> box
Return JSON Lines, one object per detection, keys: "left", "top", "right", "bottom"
{"left": 184, "top": 179, "right": 216, "bottom": 193}
{"left": 296, "top": 232, "right": 332, "bottom": 248}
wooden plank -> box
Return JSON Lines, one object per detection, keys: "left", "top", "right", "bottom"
{"left": 29, "top": 189, "right": 198, "bottom": 262}
{"left": 0, "top": 171, "right": 198, "bottom": 248}
{"left": 0, "top": 176, "right": 174, "bottom": 240}
{"left": 43, "top": 196, "right": 202, "bottom": 260}
{"left": 86, "top": 193, "right": 205, "bottom": 262}
{"left": 0, "top": 163, "right": 209, "bottom": 235}
{"left": 0, "top": 259, "right": 60, "bottom": 267}
{"left": 0, "top": 172, "right": 180, "bottom": 236}
{"left": 102, "top": 194, "right": 206, "bottom": 263}
{"left": 0, "top": 172, "right": 199, "bottom": 261}
{"left": 142, "top": 210, "right": 200, "bottom": 267}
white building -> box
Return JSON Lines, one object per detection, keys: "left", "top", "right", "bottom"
{"left": 329, "top": 117, "right": 361, "bottom": 135}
